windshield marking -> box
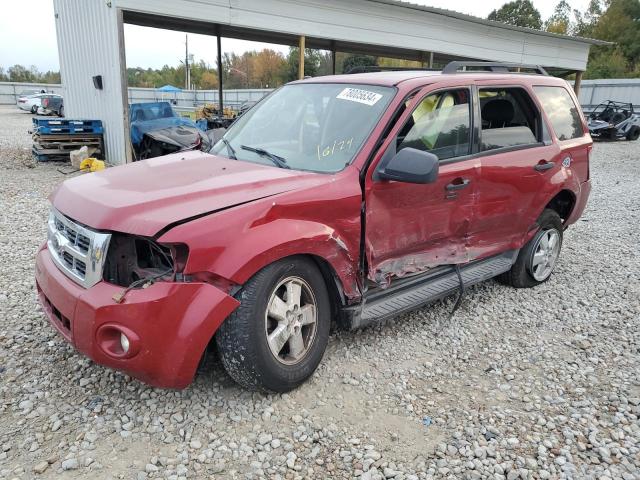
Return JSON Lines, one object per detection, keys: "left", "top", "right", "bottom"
{"left": 336, "top": 88, "right": 383, "bottom": 106}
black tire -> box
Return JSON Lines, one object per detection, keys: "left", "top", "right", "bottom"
{"left": 30, "top": 104, "right": 38, "bottom": 114}
{"left": 216, "top": 256, "right": 331, "bottom": 392}
{"left": 497, "top": 209, "right": 563, "bottom": 288}
{"left": 626, "top": 126, "right": 640, "bottom": 141}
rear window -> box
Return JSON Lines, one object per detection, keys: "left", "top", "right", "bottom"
{"left": 533, "top": 86, "right": 584, "bottom": 140}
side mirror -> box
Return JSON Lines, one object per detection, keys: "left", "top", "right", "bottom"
{"left": 377, "top": 148, "right": 439, "bottom": 184}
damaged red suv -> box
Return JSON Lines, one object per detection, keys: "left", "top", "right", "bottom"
{"left": 35, "top": 62, "right": 591, "bottom": 392}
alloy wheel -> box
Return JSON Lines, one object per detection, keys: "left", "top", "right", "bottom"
{"left": 265, "top": 276, "right": 317, "bottom": 365}
{"left": 529, "top": 228, "right": 561, "bottom": 281}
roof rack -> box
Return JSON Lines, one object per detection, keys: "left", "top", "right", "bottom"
{"left": 344, "top": 65, "right": 439, "bottom": 74}
{"left": 442, "top": 61, "right": 548, "bottom": 75}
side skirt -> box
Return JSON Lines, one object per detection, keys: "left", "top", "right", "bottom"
{"left": 343, "top": 250, "right": 518, "bottom": 330}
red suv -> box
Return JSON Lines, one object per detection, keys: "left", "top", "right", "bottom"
{"left": 35, "top": 62, "right": 591, "bottom": 392}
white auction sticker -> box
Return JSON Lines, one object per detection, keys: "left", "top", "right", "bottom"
{"left": 336, "top": 88, "right": 383, "bottom": 106}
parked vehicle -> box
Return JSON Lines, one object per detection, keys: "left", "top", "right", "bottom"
{"left": 16, "top": 90, "right": 48, "bottom": 113}
{"left": 129, "top": 102, "right": 210, "bottom": 159}
{"left": 36, "top": 62, "right": 592, "bottom": 392}
{"left": 37, "top": 94, "right": 64, "bottom": 117}
{"left": 587, "top": 100, "right": 640, "bottom": 140}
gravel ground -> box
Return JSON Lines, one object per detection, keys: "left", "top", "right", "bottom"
{"left": 1, "top": 104, "right": 639, "bottom": 480}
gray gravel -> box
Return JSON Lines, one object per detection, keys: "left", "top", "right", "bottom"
{"left": 1, "top": 105, "right": 639, "bottom": 480}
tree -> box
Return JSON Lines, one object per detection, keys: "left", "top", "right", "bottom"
{"left": 285, "top": 48, "right": 322, "bottom": 81}
{"left": 342, "top": 54, "right": 377, "bottom": 74}
{"left": 253, "top": 49, "right": 286, "bottom": 88}
{"left": 546, "top": 0, "right": 573, "bottom": 34}
{"left": 574, "top": 0, "right": 603, "bottom": 37}
{"left": 591, "top": 0, "right": 640, "bottom": 68}
{"left": 585, "top": 48, "right": 628, "bottom": 79}
{"left": 487, "top": 0, "right": 543, "bottom": 30}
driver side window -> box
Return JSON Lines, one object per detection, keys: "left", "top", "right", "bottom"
{"left": 397, "top": 89, "right": 471, "bottom": 161}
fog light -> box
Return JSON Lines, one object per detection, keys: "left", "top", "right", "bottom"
{"left": 120, "top": 333, "right": 130, "bottom": 353}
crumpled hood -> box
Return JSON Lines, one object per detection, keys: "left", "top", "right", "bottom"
{"left": 51, "top": 150, "right": 325, "bottom": 237}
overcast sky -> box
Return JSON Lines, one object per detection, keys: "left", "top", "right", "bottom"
{"left": 0, "top": 0, "right": 591, "bottom": 72}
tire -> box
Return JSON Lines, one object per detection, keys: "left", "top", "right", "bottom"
{"left": 216, "top": 256, "right": 331, "bottom": 392}
{"left": 626, "top": 126, "right": 640, "bottom": 141}
{"left": 30, "top": 104, "right": 38, "bottom": 114}
{"left": 59, "top": 105, "right": 64, "bottom": 117}
{"left": 497, "top": 209, "right": 563, "bottom": 288}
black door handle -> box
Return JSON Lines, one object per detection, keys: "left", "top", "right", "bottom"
{"left": 446, "top": 178, "right": 471, "bottom": 191}
{"left": 534, "top": 161, "right": 555, "bottom": 172}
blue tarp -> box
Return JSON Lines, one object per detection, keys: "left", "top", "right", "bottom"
{"left": 157, "top": 84, "right": 182, "bottom": 92}
{"left": 129, "top": 102, "right": 204, "bottom": 146}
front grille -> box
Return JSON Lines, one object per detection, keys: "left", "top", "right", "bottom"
{"left": 54, "top": 217, "right": 91, "bottom": 254}
{"left": 47, "top": 208, "right": 111, "bottom": 288}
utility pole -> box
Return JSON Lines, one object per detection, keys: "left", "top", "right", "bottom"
{"left": 185, "top": 34, "right": 190, "bottom": 89}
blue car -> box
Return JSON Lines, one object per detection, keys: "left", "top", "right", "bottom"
{"left": 129, "top": 102, "right": 210, "bottom": 159}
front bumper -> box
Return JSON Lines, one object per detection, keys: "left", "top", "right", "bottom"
{"left": 35, "top": 245, "right": 239, "bottom": 389}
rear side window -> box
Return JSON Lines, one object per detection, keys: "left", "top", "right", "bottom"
{"left": 533, "top": 86, "right": 584, "bottom": 140}
{"left": 479, "top": 87, "right": 541, "bottom": 152}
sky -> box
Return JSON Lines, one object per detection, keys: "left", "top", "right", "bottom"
{"left": 0, "top": 0, "right": 592, "bottom": 72}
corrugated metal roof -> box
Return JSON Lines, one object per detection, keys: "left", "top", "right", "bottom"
{"left": 367, "top": 0, "right": 611, "bottom": 46}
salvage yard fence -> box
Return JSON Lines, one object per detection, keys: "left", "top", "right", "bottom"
{"left": 3, "top": 79, "right": 640, "bottom": 113}
{"left": 0, "top": 81, "right": 271, "bottom": 111}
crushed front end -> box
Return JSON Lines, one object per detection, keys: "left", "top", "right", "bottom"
{"left": 35, "top": 208, "right": 239, "bottom": 388}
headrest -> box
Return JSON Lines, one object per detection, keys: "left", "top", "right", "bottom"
{"left": 482, "top": 99, "right": 514, "bottom": 125}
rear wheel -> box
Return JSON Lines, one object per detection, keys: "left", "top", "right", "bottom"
{"left": 626, "top": 126, "right": 640, "bottom": 141}
{"left": 216, "top": 257, "right": 331, "bottom": 392}
{"left": 497, "top": 209, "right": 563, "bottom": 288}
{"left": 30, "top": 104, "right": 38, "bottom": 114}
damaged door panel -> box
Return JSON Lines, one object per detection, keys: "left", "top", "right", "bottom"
{"left": 364, "top": 86, "right": 479, "bottom": 287}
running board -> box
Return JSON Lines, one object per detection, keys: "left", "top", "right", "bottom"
{"left": 345, "top": 250, "right": 518, "bottom": 330}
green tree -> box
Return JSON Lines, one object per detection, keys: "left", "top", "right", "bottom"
{"left": 285, "top": 47, "right": 321, "bottom": 81}
{"left": 342, "top": 54, "right": 377, "bottom": 74}
{"left": 591, "top": 0, "right": 640, "bottom": 69}
{"left": 585, "top": 48, "right": 628, "bottom": 78}
{"left": 574, "top": 0, "right": 603, "bottom": 37}
{"left": 487, "top": 0, "right": 543, "bottom": 29}
{"left": 546, "top": 0, "right": 573, "bottom": 34}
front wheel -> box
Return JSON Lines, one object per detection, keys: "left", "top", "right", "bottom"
{"left": 31, "top": 104, "right": 38, "bottom": 114}
{"left": 216, "top": 257, "right": 331, "bottom": 392}
{"left": 497, "top": 209, "right": 563, "bottom": 288}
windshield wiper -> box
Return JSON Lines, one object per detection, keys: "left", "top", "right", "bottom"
{"left": 220, "top": 138, "right": 237, "bottom": 159}
{"left": 240, "top": 145, "right": 289, "bottom": 169}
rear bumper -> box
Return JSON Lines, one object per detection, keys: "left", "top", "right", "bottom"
{"left": 35, "top": 245, "right": 239, "bottom": 389}
{"left": 566, "top": 179, "right": 591, "bottom": 226}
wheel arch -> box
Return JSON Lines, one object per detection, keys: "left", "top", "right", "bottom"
{"left": 544, "top": 189, "right": 576, "bottom": 224}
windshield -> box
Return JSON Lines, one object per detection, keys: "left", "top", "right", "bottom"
{"left": 211, "top": 83, "right": 394, "bottom": 173}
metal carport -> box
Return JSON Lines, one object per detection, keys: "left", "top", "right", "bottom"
{"left": 53, "top": 0, "right": 608, "bottom": 164}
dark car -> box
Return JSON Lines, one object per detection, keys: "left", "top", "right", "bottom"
{"left": 36, "top": 62, "right": 591, "bottom": 392}
{"left": 37, "top": 94, "right": 64, "bottom": 117}
{"left": 129, "top": 102, "right": 210, "bottom": 159}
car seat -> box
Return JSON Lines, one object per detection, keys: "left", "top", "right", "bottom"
{"left": 482, "top": 99, "right": 514, "bottom": 128}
